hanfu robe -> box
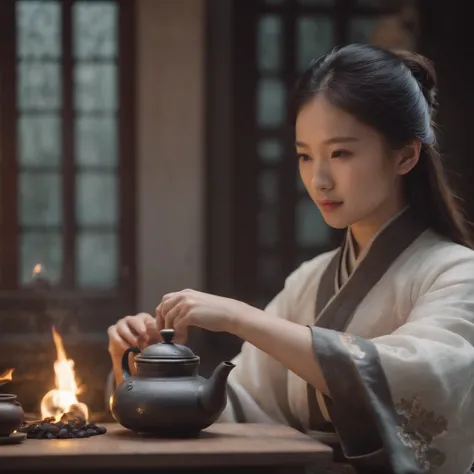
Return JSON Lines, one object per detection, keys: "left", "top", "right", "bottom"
{"left": 219, "top": 207, "right": 474, "bottom": 474}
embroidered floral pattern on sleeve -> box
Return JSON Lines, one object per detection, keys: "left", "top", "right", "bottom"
{"left": 338, "top": 333, "right": 366, "bottom": 360}
{"left": 395, "top": 396, "right": 447, "bottom": 471}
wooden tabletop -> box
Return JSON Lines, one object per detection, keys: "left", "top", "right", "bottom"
{"left": 1, "top": 422, "right": 334, "bottom": 471}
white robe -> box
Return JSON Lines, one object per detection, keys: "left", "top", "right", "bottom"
{"left": 219, "top": 209, "right": 474, "bottom": 474}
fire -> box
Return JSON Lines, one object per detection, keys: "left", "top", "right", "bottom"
{"left": 0, "top": 368, "right": 14, "bottom": 386}
{"left": 32, "top": 263, "right": 42, "bottom": 276}
{"left": 40, "top": 327, "right": 89, "bottom": 422}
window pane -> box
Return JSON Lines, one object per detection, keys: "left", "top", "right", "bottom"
{"left": 76, "top": 232, "right": 117, "bottom": 288}
{"left": 18, "top": 62, "right": 61, "bottom": 111}
{"left": 18, "top": 115, "right": 61, "bottom": 166}
{"left": 20, "top": 232, "right": 62, "bottom": 285}
{"left": 17, "top": 0, "right": 61, "bottom": 59}
{"left": 297, "top": 17, "right": 333, "bottom": 72}
{"left": 296, "top": 198, "right": 331, "bottom": 246}
{"left": 76, "top": 173, "right": 117, "bottom": 226}
{"left": 257, "top": 78, "right": 286, "bottom": 128}
{"left": 75, "top": 116, "right": 117, "bottom": 167}
{"left": 258, "top": 205, "right": 279, "bottom": 246}
{"left": 258, "top": 170, "right": 279, "bottom": 204}
{"left": 257, "top": 15, "right": 283, "bottom": 73}
{"left": 19, "top": 172, "right": 61, "bottom": 226}
{"left": 257, "top": 139, "right": 283, "bottom": 164}
{"left": 349, "top": 17, "right": 378, "bottom": 44}
{"left": 73, "top": 1, "right": 117, "bottom": 59}
{"left": 74, "top": 63, "right": 117, "bottom": 112}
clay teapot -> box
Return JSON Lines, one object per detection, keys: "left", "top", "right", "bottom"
{"left": 110, "top": 329, "right": 235, "bottom": 437}
{"left": 0, "top": 394, "right": 24, "bottom": 437}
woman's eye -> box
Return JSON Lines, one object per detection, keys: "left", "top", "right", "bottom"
{"left": 331, "top": 149, "right": 352, "bottom": 158}
{"left": 297, "top": 153, "right": 311, "bottom": 162}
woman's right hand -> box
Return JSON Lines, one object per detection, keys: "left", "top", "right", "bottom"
{"left": 107, "top": 312, "right": 160, "bottom": 360}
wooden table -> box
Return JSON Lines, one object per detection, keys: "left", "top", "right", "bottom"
{"left": 0, "top": 422, "right": 338, "bottom": 474}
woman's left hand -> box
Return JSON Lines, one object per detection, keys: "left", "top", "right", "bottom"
{"left": 155, "top": 289, "right": 251, "bottom": 342}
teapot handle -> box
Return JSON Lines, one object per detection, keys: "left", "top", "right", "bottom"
{"left": 122, "top": 346, "right": 142, "bottom": 379}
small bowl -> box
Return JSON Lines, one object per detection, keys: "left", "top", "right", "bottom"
{"left": 0, "top": 394, "right": 25, "bottom": 437}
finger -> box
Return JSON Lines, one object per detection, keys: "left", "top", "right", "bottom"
{"left": 116, "top": 320, "right": 139, "bottom": 347}
{"left": 156, "top": 293, "right": 182, "bottom": 335}
{"left": 124, "top": 320, "right": 147, "bottom": 349}
{"left": 126, "top": 316, "right": 150, "bottom": 347}
{"left": 137, "top": 312, "right": 155, "bottom": 325}
{"left": 107, "top": 325, "right": 130, "bottom": 354}
{"left": 163, "top": 303, "right": 189, "bottom": 343}
{"left": 126, "top": 315, "right": 148, "bottom": 337}
{"left": 156, "top": 292, "right": 176, "bottom": 317}
{"left": 161, "top": 293, "right": 183, "bottom": 315}
{"left": 173, "top": 313, "right": 190, "bottom": 344}
{"left": 164, "top": 301, "right": 187, "bottom": 330}
{"left": 137, "top": 312, "right": 158, "bottom": 342}
{"left": 143, "top": 316, "right": 160, "bottom": 343}
{"left": 155, "top": 303, "right": 165, "bottom": 337}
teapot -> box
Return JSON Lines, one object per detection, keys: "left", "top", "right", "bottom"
{"left": 110, "top": 329, "right": 235, "bottom": 438}
{"left": 0, "top": 394, "right": 24, "bottom": 437}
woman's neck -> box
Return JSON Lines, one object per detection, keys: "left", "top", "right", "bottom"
{"left": 350, "top": 199, "right": 408, "bottom": 254}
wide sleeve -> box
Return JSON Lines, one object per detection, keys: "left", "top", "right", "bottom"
{"left": 219, "top": 291, "right": 298, "bottom": 425}
{"left": 219, "top": 262, "right": 314, "bottom": 427}
{"left": 310, "top": 257, "right": 474, "bottom": 474}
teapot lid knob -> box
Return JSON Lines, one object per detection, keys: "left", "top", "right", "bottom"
{"left": 160, "top": 329, "right": 175, "bottom": 344}
{"left": 136, "top": 328, "right": 198, "bottom": 361}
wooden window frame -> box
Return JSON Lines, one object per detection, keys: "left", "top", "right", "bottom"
{"left": 0, "top": 0, "right": 136, "bottom": 332}
{"left": 205, "top": 0, "right": 397, "bottom": 306}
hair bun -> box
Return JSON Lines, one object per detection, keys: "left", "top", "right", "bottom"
{"left": 394, "top": 50, "right": 437, "bottom": 110}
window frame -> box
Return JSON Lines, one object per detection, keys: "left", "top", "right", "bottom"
{"left": 0, "top": 0, "right": 136, "bottom": 329}
{"left": 205, "top": 0, "right": 398, "bottom": 307}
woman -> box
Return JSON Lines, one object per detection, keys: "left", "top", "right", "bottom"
{"left": 107, "top": 44, "right": 474, "bottom": 474}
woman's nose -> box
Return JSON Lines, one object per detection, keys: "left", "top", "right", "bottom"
{"left": 311, "top": 162, "right": 334, "bottom": 191}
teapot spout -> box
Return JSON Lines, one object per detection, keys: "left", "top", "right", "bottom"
{"left": 199, "top": 361, "right": 235, "bottom": 416}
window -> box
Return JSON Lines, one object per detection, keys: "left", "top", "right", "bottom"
{"left": 206, "top": 0, "right": 396, "bottom": 308}
{"left": 0, "top": 0, "right": 135, "bottom": 329}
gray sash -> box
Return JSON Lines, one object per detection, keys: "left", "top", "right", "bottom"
{"left": 307, "top": 208, "right": 428, "bottom": 430}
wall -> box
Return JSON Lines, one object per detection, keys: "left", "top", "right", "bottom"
{"left": 137, "top": 0, "right": 205, "bottom": 315}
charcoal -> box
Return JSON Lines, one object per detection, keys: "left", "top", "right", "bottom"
{"left": 96, "top": 426, "right": 107, "bottom": 434}
{"left": 36, "top": 430, "right": 48, "bottom": 439}
{"left": 19, "top": 411, "right": 107, "bottom": 440}
{"left": 58, "top": 428, "right": 69, "bottom": 439}
{"left": 49, "top": 424, "right": 60, "bottom": 435}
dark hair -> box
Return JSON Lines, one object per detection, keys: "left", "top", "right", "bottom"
{"left": 291, "top": 43, "right": 473, "bottom": 248}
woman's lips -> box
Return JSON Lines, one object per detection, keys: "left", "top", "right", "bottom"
{"left": 317, "top": 200, "right": 343, "bottom": 211}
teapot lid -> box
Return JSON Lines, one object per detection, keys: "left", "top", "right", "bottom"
{"left": 136, "top": 329, "right": 199, "bottom": 362}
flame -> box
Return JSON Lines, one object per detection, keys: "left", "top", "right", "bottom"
{"left": 40, "top": 327, "right": 89, "bottom": 422}
{"left": 0, "top": 368, "right": 14, "bottom": 385}
{"left": 32, "top": 263, "right": 42, "bottom": 276}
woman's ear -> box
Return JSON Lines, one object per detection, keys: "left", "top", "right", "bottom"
{"left": 396, "top": 140, "right": 422, "bottom": 175}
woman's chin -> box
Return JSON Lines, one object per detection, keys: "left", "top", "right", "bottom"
{"left": 319, "top": 211, "right": 350, "bottom": 230}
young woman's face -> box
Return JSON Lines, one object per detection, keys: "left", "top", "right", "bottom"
{"left": 296, "top": 94, "right": 409, "bottom": 234}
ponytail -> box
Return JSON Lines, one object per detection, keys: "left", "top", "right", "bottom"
{"left": 405, "top": 145, "right": 473, "bottom": 248}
